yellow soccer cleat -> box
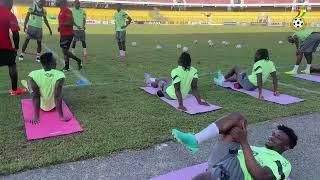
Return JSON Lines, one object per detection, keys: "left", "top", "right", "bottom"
{"left": 285, "top": 71, "right": 298, "bottom": 75}
{"left": 301, "top": 70, "right": 310, "bottom": 74}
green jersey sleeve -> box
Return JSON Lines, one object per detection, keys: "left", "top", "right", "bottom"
{"left": 171, "top": 69, "right": 181, "bottom": 84}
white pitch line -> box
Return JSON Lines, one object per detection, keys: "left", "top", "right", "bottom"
{"left": 270, "top": 80, "right": 320, "bottom": 95}
{"left": 42, "top": 43, "right": 91, "bottom": 84}
{"left": 0, "top": 80, "right": 141, "bottom": 95}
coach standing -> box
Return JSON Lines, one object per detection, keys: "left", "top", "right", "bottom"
{"left": 114, "top": 4, "right": 132, "bottom": 59}
{"left": 0, "top": 0, "right": 26, "bottom": 95}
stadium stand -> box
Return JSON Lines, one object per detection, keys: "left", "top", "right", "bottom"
{"left": 244, "top": 0, "right": 292, "bottom": 3}
{"left": 15, "top": 5, "right": 320, "bottom": 25}
{"left": 185, "top": 0, "right": 230, "bottom": 4}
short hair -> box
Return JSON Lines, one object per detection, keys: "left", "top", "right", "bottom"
{"left": 40, "top": 52, "right": 54, "bottom": 66}
{"left": 278, "top": 125, "right": 298, "bottom": 149}
{"left": 179, "top": 52, "right": 191, "bottom": 70}
{"left": 256, "top": 48, "right": 269, "bottom": 61}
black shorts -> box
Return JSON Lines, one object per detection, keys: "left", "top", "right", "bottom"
{"left": 0, "top": 49, "right": 16, "bottom": 67}
{"left": 60, "top": 35, "right": 74, "bottom": 50}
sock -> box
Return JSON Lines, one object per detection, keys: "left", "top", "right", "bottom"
{"left": 306, "top": 64, "right": 311, "bottom": 71}
{"left": 123, "top": 51, "right": 126, "bottom": 56}
{"left": 20, "top": 53, "right": 25, "bottom": 57}
{"left": 119, "top": 50, "right": 123, "bottom": 56}
{"left": 195, "top": 123, "right": 219, "bottom": 144}
{"left": 292, "top": 65, "right": 299, "bottom": 72}
{"left": 71, "top": 48, "right": 75, "bottom": 54}
{"left": 36, "top": 53, "right": 40, "bottom": 58}
{"left": 83, "top": 48, "right": 87, "bottom": 55}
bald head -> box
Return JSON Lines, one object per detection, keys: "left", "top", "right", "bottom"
{"left": 0, "top": 0, "right": 13, "bottom": 9}
{"left": 56, "top": 0, "right": 67, "bottom": 7}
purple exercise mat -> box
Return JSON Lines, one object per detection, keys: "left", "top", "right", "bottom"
{"left": 221, "top": 82, "right": 304, "bottom": 105}
{"left": 151, "top": 162, "right": 293, "bottom": 180}
{"left": 292, "top": 74, "right": 320, "bottom": 83}
{"left": 140, "top": 87, "right": 222, "bottom": 115}
{"left": 151, "top": 163, "right": 208, "bottom": 180}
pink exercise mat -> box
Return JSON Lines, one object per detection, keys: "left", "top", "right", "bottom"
{"left": 21, "top": 99, "right": 83, "bottom": 141}
{"left": 140, "top": 87, "right": 222, "bottom": 115}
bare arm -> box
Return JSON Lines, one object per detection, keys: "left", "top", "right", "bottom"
{"left": 126, "top": 16, "right": 132, "bottom": 27}
{"left": 271, "top": 71, "right": 279, "bottom": 96}
{"left": 29, "top": 78, "right": 41, "bottom": 124}
{"left": 54, "top": 78, "right": 65, "bottom": 118}
{"left": 23, "top": 12, "right": 30, "bottom": 32}
{"left": 174, "top": 82, "right": 185, "bottom": 111}
{"left": 230, "top": 127, "right": 276, "bottom": 180}
{"left": 83, "top": 15, "right": 86, "bottom": 30}
{"left": 191, "top": 78, "right": 201, "bottom": 103}
{"left": 241, "top": 142, "right": 276, "bottom": 180}
{"left": 43, "top": 16, "right": 52, "bottom": 35}
{"left": 257, "top": 73, "right": 263, "bottom": 99}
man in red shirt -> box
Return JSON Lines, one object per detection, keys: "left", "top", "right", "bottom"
{"left": 57, "top": 0, "right": 82, "bottom": 72}
{"left": 0, "top": 0, "right": 26, "bottom": 95}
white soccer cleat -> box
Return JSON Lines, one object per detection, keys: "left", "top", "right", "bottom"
{"left": 18, "top": 55, "right": 24, "bottom": 61}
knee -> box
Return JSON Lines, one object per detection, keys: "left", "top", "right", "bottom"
{"left": 230, "top": 112, "right": 247, "bottom": 127}
{"left": 151, "top": 82, "right": 158, "bottom": 88}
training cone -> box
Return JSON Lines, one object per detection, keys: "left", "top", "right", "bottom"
{"left": 76, "top": 79, "right": 89, "bottom": 86}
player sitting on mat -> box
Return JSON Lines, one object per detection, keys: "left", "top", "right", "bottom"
{"left": 286, "top": 29, "right": 320, "bottom": 75}
{"left": 214, "top": 49, "right": 280, "bottom": 100}
{"left": 144, "top": 52, "right": 209, "bottom": 111}
{"left": 172, "top": 112, "right": 297, "bottom": 180}
{"left": 310, "top": 66, "right": 320, "bottom": 73}
{"left": 22, "top": 52, "right": 70, "bottom": 124}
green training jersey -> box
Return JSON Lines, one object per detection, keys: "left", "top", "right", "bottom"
{"left": 166, "top": 66, "right": 198, "bottom": 99}
{"left": 114, "top": 10, "right": 129, "bottom": 32}
{"left": 293, "top": 29, "right": 313, "bottom": 46}
{"left": 28, "top": 4, "right": 47, "bottom": 29}
{"left": 72, "top": 8, "right": 86, "bottom": 30}
{"left": 237, "top": 146, "right": 291, "bottom": 180}
{"left": 248, "top": 59, "right": 276, "bottom": 86}
{"left": 29, "top": 69, "right": 65, "bottom": 111}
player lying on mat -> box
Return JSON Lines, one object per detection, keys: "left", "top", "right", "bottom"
{"left": 286, "top": 29, "right": 320, "bottom": 75}
{"left": 310, "top": 66, "right": 320, "bottom": 73}
{"left": 214, "top": 49, "right": 280, "bottom": 100}
{"left": 22, "top": 52, "right": 70, "bottom": 124}
{"left": 172, "top": 112, "right": 297, "bottom": 180}
{"left": 144, "top": 52, "right": 209, "bottom": 111}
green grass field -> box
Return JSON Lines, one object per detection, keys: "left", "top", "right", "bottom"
{"left": 1, "top": 25, "right": 320, "bottom": 175}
